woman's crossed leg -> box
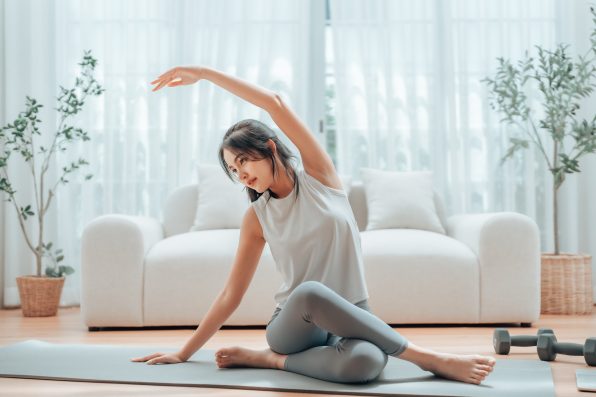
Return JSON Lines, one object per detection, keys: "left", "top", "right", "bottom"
{"left": 215, "top": 281, "right": 495, "bottom": 385}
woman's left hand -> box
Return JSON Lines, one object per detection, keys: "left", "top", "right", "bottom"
{"left": 150, "top": 66, "right": 203, "bottom": 92}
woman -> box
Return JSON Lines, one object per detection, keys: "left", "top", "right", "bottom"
{"left": 132, "top": 66, "right": 496, "bottom": 384}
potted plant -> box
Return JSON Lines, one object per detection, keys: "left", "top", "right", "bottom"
{"left": 483, "top": 8, "right": 596, "bottom": 314}
{"left": 0, "top": 51, "right": 104, "bottom": 317}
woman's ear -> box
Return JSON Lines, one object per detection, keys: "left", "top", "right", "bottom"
{"left": 267, "top": 139, "right": 277, "bottom": 154}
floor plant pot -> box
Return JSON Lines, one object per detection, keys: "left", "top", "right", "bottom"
{"left": 541, "top": 253, "right": 593, "bottom": 315}
{"left": 16, "top": 276, "right": 65, "bottom": 317}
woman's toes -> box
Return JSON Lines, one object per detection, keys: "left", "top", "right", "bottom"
{"left": 476, "top": 356, "right": 496, "bottom": 367}
{"left": 215, "top": 350, "right": 232, "bottom": 368}
{"left": 217, "top": 347, "right": 233, "bottom": 356}
{"left": 469, "top": 376, "right": 482, "bottom": 385}
{"left": 475, "top": 369, "right": 489, "bottom": 377}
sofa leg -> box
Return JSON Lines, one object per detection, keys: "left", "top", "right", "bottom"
{"left": 520, "top": 322, "right": 532, "bottom": 328}
{"left": 88, "top": 327, "right": 101, "bottom": 332}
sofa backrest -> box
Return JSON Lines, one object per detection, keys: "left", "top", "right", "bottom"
{"left": 163, "top": 183, "right": 448, "bottom": 238}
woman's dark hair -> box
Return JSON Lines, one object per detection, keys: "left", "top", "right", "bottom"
{"left": 218, "top": 119, "right": 299, "bottom": 202}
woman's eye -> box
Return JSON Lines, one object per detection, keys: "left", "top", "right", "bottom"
{"left": 239, "top": 158, "right": 246, "bottom": 164}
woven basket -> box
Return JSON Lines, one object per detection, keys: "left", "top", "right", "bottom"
{"left": 16, "top": 276, "right": 65, "bottom": 317}
{"left": 541, "top": 253, "right": 593, "bottom": 315}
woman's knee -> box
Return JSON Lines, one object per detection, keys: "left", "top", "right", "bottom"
{"left": 288, "top": 281, "right": 329, "bottom": 309}
{"left": 265, "top": 327, "right": 285, "bottom": 354}
{"left": 265, "top": 321, "right": 327, "bottom": 355}
{"left": 333, "top": 340, "right": 388, "bottom": 383}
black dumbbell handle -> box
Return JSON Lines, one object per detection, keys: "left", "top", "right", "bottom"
{"left": 554, "top": 342, "right": 584, "bottom": 356}
{"left": 511, "top": 335, "right": 540, "bottom": 346}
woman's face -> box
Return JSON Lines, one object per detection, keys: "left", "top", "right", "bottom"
{"left": 222, "top": 148, "right": 274, "bottom": 193}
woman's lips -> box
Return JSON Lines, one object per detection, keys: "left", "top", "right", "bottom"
{"left": 248, "top": 177, "right": 257, "bottom": 187}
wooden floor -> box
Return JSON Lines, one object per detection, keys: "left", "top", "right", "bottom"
{"left": 0, "top": 306, "right": 595, "bottom": 396}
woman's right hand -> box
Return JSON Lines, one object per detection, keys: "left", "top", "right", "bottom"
{"left": 150, "top": 66, "right": 203, "bottom": 92}
{"left": 130, "top": 351, "right": 186, "bottom": 365}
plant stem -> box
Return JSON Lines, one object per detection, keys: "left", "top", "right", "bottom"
{"left": 528, "top": 118, "right": 553, "bottom": 170}
{"left": 41, "top": 114, "right": 67, "bottom": 180}
{"left": 27, "top": 124, "right": 41, "bottom": 230}
{"left": 38, "top": 162, "right": 44, "bottom": 276}
{"left": 28, "top": 120, "right": 45, "bottom": 276}
{"left": 3, "top": 177, "right": 38, "bottom": 257}
{"left": 553, "top": 141, "right": 559, "bottom": 255}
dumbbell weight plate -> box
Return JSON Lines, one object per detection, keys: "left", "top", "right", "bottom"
{"left": 585, "top": 338, "right": 596, "bottom": 366}
{"left": 493, "top": 328, "right": 554, "bottom": 355}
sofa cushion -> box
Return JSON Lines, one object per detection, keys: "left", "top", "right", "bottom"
{"left": 360, "top": 168, "right": 445, "bottom": 234}
{"left": 190, "top": 164, "right": 250, "bottom": 231}
{"left": 143, "top": 230, "right": 282, "bottom": 325}
{"left": 361, "top": 229, "right": 479, "bottom": 323}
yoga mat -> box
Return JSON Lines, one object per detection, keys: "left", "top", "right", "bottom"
{"left": 577, "top": 369, "right": 596, "bottom": 392}
{"left": 0, "top": 340, "right": 554, "bottom": 397}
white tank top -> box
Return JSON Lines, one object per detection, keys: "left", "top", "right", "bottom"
{"left": 252, "top": 168, "right": 369, "bottom": 308}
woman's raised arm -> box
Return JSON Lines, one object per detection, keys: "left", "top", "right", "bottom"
{"left": 151, "top": 66, "right": 340, "bottom": 189}
{"left": 151, "top": 66, "right": 274, "bottom": 110}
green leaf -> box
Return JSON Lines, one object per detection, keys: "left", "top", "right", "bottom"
{"left": 20, "top": 205, "right": 35, "bottom": 219}
{"left": 560, "top": 153, "right": 581, "bottom": 173}
{"left": 59, "top": 266, "right": 75, "bottom": 276}
{"left": 45, "top": 267, "right": 59, "bottom": 277}
{"left": 499, "top": 137, "right": 529, "bottom": 166}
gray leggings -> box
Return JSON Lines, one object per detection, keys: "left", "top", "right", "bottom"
{"left": 266, "top": 280, "right": 409, "bottom": 384}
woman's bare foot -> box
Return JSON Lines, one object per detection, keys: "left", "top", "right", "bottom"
{"left": 215, "top": 346, "right": 287, "bottom": 370}
{"left": 398, "top": 343, "right": 496, "bottom": 385}
{"left": 424, "top": 352, "right": 496, "bottom": 385}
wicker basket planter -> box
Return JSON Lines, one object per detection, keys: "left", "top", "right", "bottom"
{"left": 541, "top": 253, "right": 593, "bottom": 315}
{"left": 16, "top": 276, "right": 65, "bottom": 317}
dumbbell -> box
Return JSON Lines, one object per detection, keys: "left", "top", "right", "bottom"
{"left": 537, "top": 334, "right": 596, "bottom": 366}
{"left": 493, "top": 328, "right": 554, "bottom": 354}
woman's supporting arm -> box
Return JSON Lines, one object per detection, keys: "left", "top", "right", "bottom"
{"left": 130, "top": 207, "right": 266, "bottom": 364}
{"left": 179, "top": 207, "right": 266, "bottom": 361}
{"left": 177, "top": 291, "right": 240, "bottom": 361}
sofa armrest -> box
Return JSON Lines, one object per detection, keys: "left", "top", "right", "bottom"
{"left": 81, "top": 214, "right": 164, "bottom": 328}
{"left": 446, "top": 212, "right": 541, "bottom": 323}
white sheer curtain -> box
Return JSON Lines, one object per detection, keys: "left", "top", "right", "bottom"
{"left": 1, "top": 0, "right": 318, "bottom": 307}
{"left": 329, "top": 0, "right": 596, "bottom": 301}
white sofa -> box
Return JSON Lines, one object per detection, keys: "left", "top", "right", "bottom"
{"left": 81, "top": 182, "right": 541, "bottom": 330}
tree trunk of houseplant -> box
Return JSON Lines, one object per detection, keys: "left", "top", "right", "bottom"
{"left": 16, "top": 276, "right": 65, "bottom": 317}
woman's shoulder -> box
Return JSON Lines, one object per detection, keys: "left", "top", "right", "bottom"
{"left": 300, "top": 167, "right": 347, "bottom": 196}
{"left": 241, "top": 206, "right": 264, "bottom": 239}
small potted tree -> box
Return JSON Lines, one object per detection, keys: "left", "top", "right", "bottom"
{"left": 483, "top": 8, "right": 596, "bottom": 314}
{"left": 0, "top": 51, "right": 104, "bottom": 317}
